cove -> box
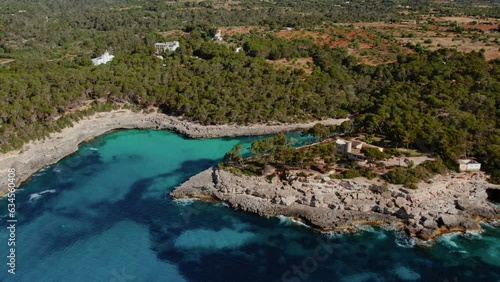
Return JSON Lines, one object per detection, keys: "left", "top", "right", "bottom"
{"left": 0, "top": 129, "right": 499, "bottom": 282}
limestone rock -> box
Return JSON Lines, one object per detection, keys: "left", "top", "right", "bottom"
{"left": 455, "top": 200, "right": 466, "bottom": 211}
{"left": 291, "top": 181, "right": 303, "bottom": 190}
{"left": 280, "top": 196, "right": 296, "bottom": 206}
{"left": 357, "top": 193, "right": 367, "bottom": 200}
{"left": 422, "top": 219, "right": 438, "bottom": 229}
{"left": 343, "top": 196, "right": 352, "bottom": 205}
{"left": 381, "top": 191, "right": 392, "bottom": 199}
{"left": 416, "top": 228, "right": 440, "bottom": 240}
{"left": 395, "top": 197, "right": 408, "bottom": 208}
{"left": 172, "top": 166, "right": 500, "bottom": 242}
{"left": 439, "top": 215, "right": 459, "bottom": 228}
{"left": 394, "top": 207, "right": 412, "bottom": 219}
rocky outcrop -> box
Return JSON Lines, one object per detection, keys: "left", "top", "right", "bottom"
{"left": 171, "top": 168, "right": 500, "bottom": 241}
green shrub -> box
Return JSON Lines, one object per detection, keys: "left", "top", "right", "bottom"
{"left": 383, "top": 167, "right": 418, "bottom": 185}
{"left": 266, "top": 173, "right": 276, "bottom": 182}
{"left": 332, "top": 169, "right": 362, "bottom": 179}
{"left": 408, "top": 183, "right": 418, "bottom": 190}
{"left": 419, "top": 158, "right": 447, "bottom": 174}
{"left": 297, "top": 172, "right": 307, "bottom": 178}
{"left": 359, "top": 167, "right": 377, "bottom": 179}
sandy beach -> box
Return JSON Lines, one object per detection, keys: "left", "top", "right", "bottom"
{"left": 0, "top": 109, "right": 348, "bottom": 195}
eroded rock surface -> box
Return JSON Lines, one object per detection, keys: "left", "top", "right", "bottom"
{"left": 171, "top": 167, "right": 500, "bottom": 241}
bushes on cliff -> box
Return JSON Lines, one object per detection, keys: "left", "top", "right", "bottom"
{"left": 331, "top": 167, "right": 377, "bottom": 180}
{"left": 383, "top": 160, "right": 446, "bottom": 187}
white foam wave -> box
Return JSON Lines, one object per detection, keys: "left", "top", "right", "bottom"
{"left": 351, "top": 225, "right": 387, "bottom": 240}
{"left": 481, "top": 220, "right": 500, "bottom": 229}
{"left": 463, "top": 230, "right": 483, "bottom": 240}
{"left": 172, "top": 198, "right": 199, "bottom": 206}
{"left": 322, "top": 230, "right": 348, "bottom": 239}
{"left": 89, "top": 147, "right": 99, "bottom": 151}
{"left": 214, "top": 202, "right": 229, "bottom": 208}
{"left": 29, "top": 189, "right": 57, "bottom": 202}
{"left": 29, "top": 193, "right": 42, "bottom": 202}
{"left": 40, "top": 189, "right": 56, "bottom": 194}
{"left": 437, "top": 233, "right": 461, "bottom": 249}
{"left": 276, "top": 215, "right": 310, "bottom": 228}
{"left": 394, "top": 232, "right": 416, "bottom": 248}
{"left": 355, "top": 224, "right": 376, "bottom": 232}
{"left": 33, "top": 169, "right": 47, "bottom": 177}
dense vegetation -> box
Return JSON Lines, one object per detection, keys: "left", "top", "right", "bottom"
{"left": 0, "top": 0, "right": 499, "bottom": 182}
{"left": 222, "top": 132, "right": 450, "bottom": 188}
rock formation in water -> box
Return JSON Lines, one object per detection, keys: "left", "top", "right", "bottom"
{"left": 171, "top": 167, "right": 500, "bottom": 241}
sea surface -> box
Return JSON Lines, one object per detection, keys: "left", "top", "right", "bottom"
{"left": 0, "top": 130, "right": 499, "bottom": 282}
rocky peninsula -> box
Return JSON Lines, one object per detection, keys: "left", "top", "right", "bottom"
{"left": 171, "top": 166, "right": 500, "bottom": 241}
{"left": 0, "top": 109, "right": 348, "bottom": 195}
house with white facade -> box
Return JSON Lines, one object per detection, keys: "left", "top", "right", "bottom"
{"left": 458, "top": 159, "right": 481, "bottom": 172}
{"left": 335, "top": 138, "right": 384, "bottom": 161}
{"left": 213, "top": 29, "right": 223, "bottom": 41}
{"left": 155, "top": 41, "right": 180, "bottom": 54}
{"left": 91, "top": 50, "right": 114, "bottom": 66}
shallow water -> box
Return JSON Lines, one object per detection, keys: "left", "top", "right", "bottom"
{"left": 0, "top": 130, "right": 498, "bottom": 282}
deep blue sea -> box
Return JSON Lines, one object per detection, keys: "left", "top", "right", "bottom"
{"left": 0, "top": 129, "right": 499, "bottom": 282}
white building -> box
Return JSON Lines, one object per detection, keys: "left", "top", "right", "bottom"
{"left": 213, "top": 30, "right": 223, "bottom": 41}
{"left": 335, "top": 138, "right": 384, "bottom": 161}
{"left": 91, "top": 50, "right": 114, "bottom": 66}
{"left": 155, "top": 41, "right": 180, "bottom": 54}
{"left": 458, "top": 159, "right": 481, "bottom": 172}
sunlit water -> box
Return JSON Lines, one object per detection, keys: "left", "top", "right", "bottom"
{"left": 0, "top": 130, "right": 498, "bottom": 282}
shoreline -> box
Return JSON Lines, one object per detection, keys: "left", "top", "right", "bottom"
{"left": 0, "top": 109, "right": 348, "bottom": 196}
{"left": 171, "top": 166, "right": 500, "bottom": 242}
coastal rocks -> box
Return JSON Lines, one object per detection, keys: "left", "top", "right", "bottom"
{"left": 395, "top": 197, "right": 408, "bottom": 208}
{"left": 342, "top": 196, "right": 353, "bottom": 205}
{"left": 171, "top": 167, "right": 500, "bottom": 242}
{"left": 279, "top": 196, "right": 297, "bottom": 206}
{"left": 310, "top": 195, "right": 327, "bottom": 208}
{"left": 250, "top": 186, "right": 276, "bottom": 200}
{"left": 416, "top": 228, "right": 441, "bottom": 241}
{"left": 394, "top": 207, "right": 412, "bottom": 220}
{"left": 291, "top": 181, "right": 303, "bottom": 190}
{"left": 381, "top": 191, "right": 392, "bottom": 199}
{"left": 454, "top": 200, "right": 466, "bottom": 211}
{"left": 422, "top": 218, "right": 438, "bottom": 229}
{"left": 439, "top": 215, "right": 459, "bottom": 228}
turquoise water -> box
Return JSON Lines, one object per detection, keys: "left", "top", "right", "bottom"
{"left": 0, "top": 129, "right": 499, "bottom": 282}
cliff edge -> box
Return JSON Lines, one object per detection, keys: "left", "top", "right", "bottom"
{"left": 171, "top": 167, "right": 500, "bottom": 241}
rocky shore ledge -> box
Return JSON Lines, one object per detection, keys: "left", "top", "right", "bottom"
{"left": 0, "top": 109, "right": 347, "bottom": 195}
{"left": 171, "top": 167, "right": 500, "bottom": 241}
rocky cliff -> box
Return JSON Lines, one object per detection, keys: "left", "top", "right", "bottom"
{"left": 171, "top": 167, "right": 500, "bottom": 241}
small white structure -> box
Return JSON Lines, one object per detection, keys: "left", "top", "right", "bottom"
{"left": 155, "top": 41, "right": 180, "bottom": 54}
{"left": 335, "top": 138, "right": 384, "bottom": 161}
{"left": 91, "top": 50, "right": 114, "bottom": 66}
{"left": 458, "top": 159, "right": 481, "bottom": 172}
{"left": 213, "top": 30, "right": 223, "bottom": 41}
{"left": 235, "top": 47, "right": 243, "bottom": 53}
{"left": 336, "top": 139, "right": 352, "bottom": 156}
